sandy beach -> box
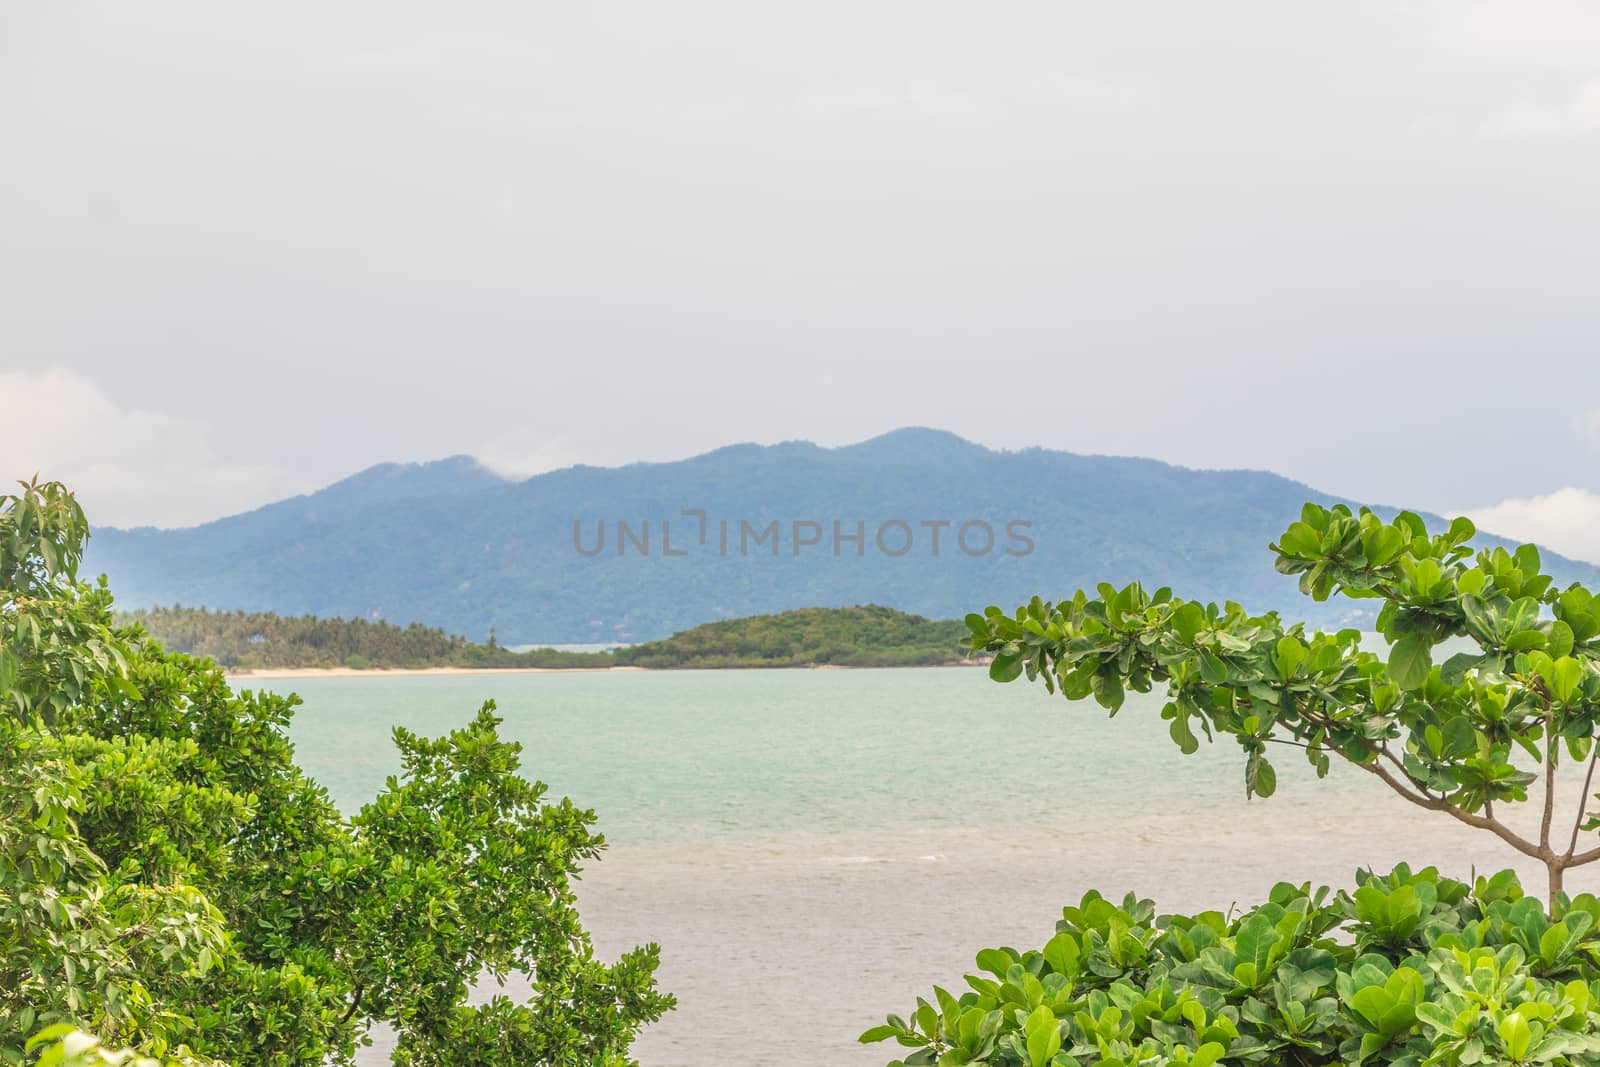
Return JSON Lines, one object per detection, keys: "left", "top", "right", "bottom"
{"left": 227, "top": 661, "right": 984, "bottom": 679}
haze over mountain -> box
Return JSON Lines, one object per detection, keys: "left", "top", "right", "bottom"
{"left": 84, "top": 430, "right": 1600, "bottom": 644}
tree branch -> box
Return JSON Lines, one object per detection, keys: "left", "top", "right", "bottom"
{"left": 339, "top": 981, "right": 364, "bottom": 1025}
{"left": 1541, "top": 740, "right": 1558, "bottom": 851}
{"left": 1354, "top": 758, "right": 1543, "bottom": 860}
{"left": 1375, "top": 743, "right": 1439, "bottom": 804}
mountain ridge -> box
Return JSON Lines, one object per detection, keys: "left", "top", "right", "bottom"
{"left": 84, "top": 430, "right": 1599, "bottom": 643}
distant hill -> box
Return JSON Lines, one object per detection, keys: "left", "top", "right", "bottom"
{"left": 117, "top": 604, "right": 606, "bottom": 670}
{"left": 122, "top": 604, "right": 967, "bottom": 671}
{"left": 617, "top": 605, "right": 969, "bottom": 669}
{"left": 84, "top": 429, "right": 1600, "bottom": 643}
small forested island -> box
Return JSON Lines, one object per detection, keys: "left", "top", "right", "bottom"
{"left": 619, "top": 604, "right": 971, "bottom": 668}
{"left": 118, "top": 603, "right": 975, "bottom": 671}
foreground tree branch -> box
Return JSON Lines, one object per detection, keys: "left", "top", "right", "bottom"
{"left": 970, "top": 502, "right": 1600, "bottom": 907}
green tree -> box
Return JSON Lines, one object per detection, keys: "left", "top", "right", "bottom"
{"left": 967, "top": 504, "right": 1600, "bottom": 906}
{"left": 2, "top": 481, "right": 224, "bottom": 1060}
{"left": 1, "top": 480, "right": 671, "bottom": 1065}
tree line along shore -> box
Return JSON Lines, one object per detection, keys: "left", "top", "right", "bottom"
{"left": 116, "top": 603, "right": 980, "bottom": 671}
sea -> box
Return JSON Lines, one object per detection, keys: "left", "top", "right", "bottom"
{"left": 277, "top": 667, "right": 1582, "bottom": 1066}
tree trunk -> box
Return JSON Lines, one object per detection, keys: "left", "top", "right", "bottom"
{"left": 1549, "top": 862, "right": 1565, "bottom": 910}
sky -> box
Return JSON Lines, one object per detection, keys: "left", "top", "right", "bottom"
{"left": 2, "top": 2, "right": 1599, "bottom": 558}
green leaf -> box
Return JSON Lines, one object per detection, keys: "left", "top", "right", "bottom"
{"left": 1274, "top": 636, "right": 1307, "bottom": 679}
{"left": 1090, "top": 669, "right": 1125, "bottom": 713}
{"left": 1439, "top": 652, "right": 1483, "bottom": 684}
{"left": 1394, "top": 511, "right": 1428, "bottom": 540}
{"left": 1041, "top": 931, "right": 1080, "bottom": 976}
{"left": 975, "top": 948, "right": 1016, "bottom": 978}
{"left": 1198, "top": 648, "right": 1228, "bottom": 684}
{"left": 1506, "top": 629, "right": 1547, "bottom": 652}
{"left": 1540, "top": 915, "right": 1589, "bottom": 965}
{"left": 1550, "top": 619, "right": 1576, "bottom": 658}
{"left": 1552, "top": 656, "right": 1585, "bottom": 704}
{"left": 1170, "top": 710, "right": 1200, "bottom": 755}
{"left": 1499, "top": 1011, "right": 1532, "bottom": 1061}
{"left": 1279, "top": 521, "right": 1323, "bottom": 558}
{"left": 1362, "top": 526, "right": 1406, "bottom": 567}
{"left": 1172, "top": 602, "right": 1207, "bottom": 644}
{"left": 1247, "top": 753, "right": 1278, "bottom": 798}
{"left": 989, "top": 652, "right": 1024, "bottom": 683}
{"left": 1447, "top": 515, "right": 1476, "bottom": 544}
{"left": 1389, "top": 634, "right": 1432, "bottom": 691}
{"left": 1023, "top": 1006, "right": 1060, "bottom": 1067}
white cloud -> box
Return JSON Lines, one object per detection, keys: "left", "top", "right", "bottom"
{"left": 474, "top": 430, "right": 593, "bottom": 480}
{"left": 1479, "top": 79, "right": 1600, "bottom": 137}
{"left": 1465, "top": 488, "right": 1600, "bottom": 564}
{"left": 0, "top": 371, "right": 307, "bottom": 529}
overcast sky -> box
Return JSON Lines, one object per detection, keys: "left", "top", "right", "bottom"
{"left": 3, "top": 2, "right": 1599, "bottom": 557}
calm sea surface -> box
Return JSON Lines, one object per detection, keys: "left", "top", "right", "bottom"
{"left": 278, "top": 668, "right": 1585, "bottom": 1067}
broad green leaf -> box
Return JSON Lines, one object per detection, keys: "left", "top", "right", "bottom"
{"left": 989, "top": 652, "right": 1024, "bottom": 683}
{"left": 1274, "top": 636, "right": 1307, "bottom": 679}
{"left": 1389, "top": 634, "right": 1432, "bottom": 691}
{"left": 1552, "top": 656, "right": 1585, "bottom": 704}
{"left": 1023, "top": 1005, "right": 1060, "bottom": 1067}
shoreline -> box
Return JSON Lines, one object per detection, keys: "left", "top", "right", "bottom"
{"left": 227, "top": 660, "right": 986, "bottom": 679}
{"left": 228, "top": 665, "right": 648, "bottom": 679}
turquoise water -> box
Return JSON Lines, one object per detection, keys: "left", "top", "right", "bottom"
{"left": 283, "top": 668, "right": 1338, "bottom": 839}
{"left": 279, "top": 668, "right": 1576, "bottom": 1066}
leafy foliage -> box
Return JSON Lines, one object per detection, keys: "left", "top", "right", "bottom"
{"left": 25, "top": 1026, "right": 212, "bottom": 1067}
{"left": 967, "top": 504, "right": 1600, "bottom": 902}
{"left": 2, "top": 480, "right": 672, "bottom": 1065}
{"left": 864, "top": 865, "right": 1600, "bottom": 1066}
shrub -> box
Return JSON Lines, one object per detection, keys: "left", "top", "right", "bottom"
{"left": 863, "top": 865, "right": 1600, "bottom": 1066}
